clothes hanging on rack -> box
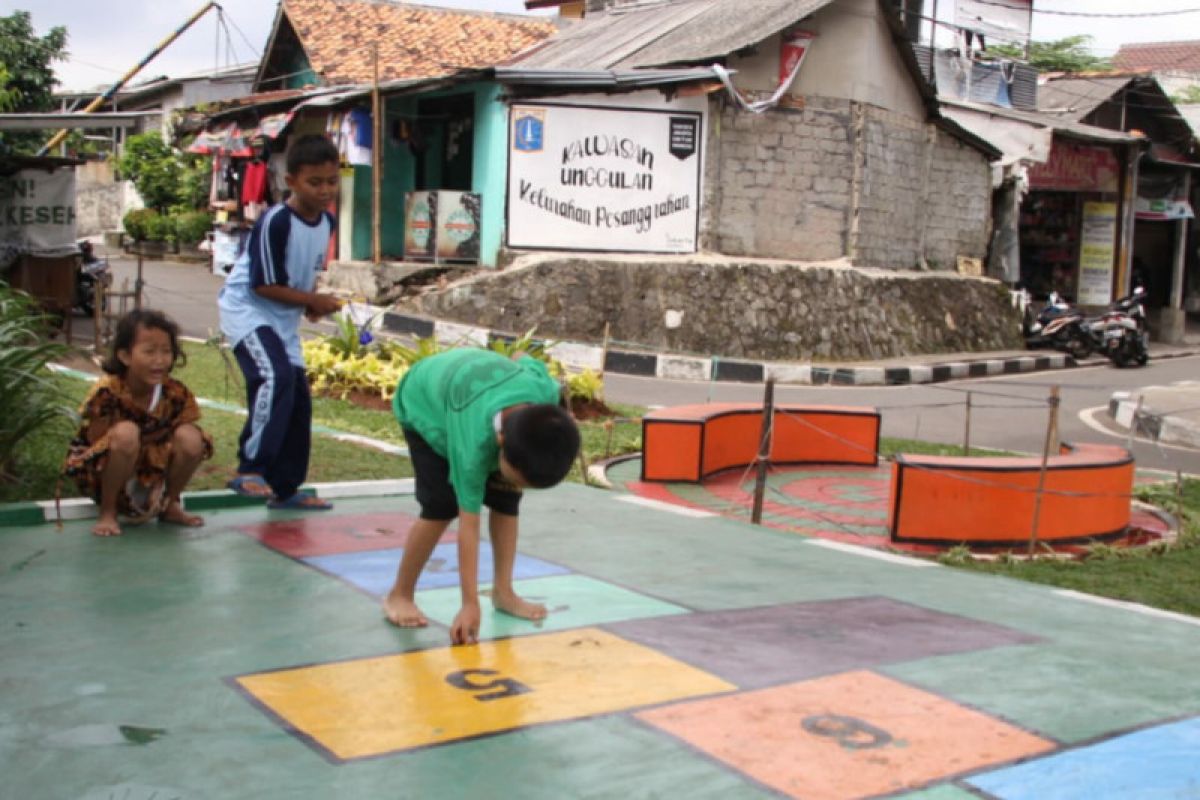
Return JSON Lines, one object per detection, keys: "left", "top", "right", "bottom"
{"left": 241, "top": 159, "right": 269, "bottom": 206}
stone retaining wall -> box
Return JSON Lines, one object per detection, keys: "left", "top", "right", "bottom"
{"left": 398, "top": 255, "right": 1024, "bottom": 361}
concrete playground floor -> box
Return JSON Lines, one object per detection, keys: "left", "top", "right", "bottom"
{"left": 3, "top": 482, "right": 1200, "bottom": 799}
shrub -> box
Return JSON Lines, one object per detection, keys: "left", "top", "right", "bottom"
{"left": 175, "top": 210, "right": 213, "bottom": 245}
{"left": 145, "top": 212, "right": 176, "bottom": 243}
{"left": 122, "top": 208, "right": 157, "bottom": 242}
{"left": 0, "top": 283, "right": 71, "bottom": 482}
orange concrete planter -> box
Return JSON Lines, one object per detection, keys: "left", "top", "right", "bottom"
{"left": 641, "top": 403, "right": 881, "bottom": 482}
{"left": 888, "top": 442, "right": 1134, "bottom": 546}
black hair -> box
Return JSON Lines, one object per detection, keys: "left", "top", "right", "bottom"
{"left": 501, "top": 403, "right": 581, "bottom": 488}
{"left": 286, "top": 134, "right": 339, "bottom": 174}
{"left": 101, "top": 308, "right": 185, "bottom": 376}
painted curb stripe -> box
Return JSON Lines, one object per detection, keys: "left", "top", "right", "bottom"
{"left": 805, "top": 539, "right": 938, "bottom": 568}
{"left": 615, "top": 495, "right": 717, "bottom": 518}
{"left": 1053, "top": 589, "right": 1200, "bottom": 627}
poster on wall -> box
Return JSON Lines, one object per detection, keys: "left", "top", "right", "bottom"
{"left": 0, "top": 168, "right": 77, "bottom": 267}
{"left": 404, "top": 191, "right": 436, "bottom": 260}
{"left": 507, "top": 103, "right": 702, "bottom": 253}
{"left": 435, "top": 191, "right": 481, "bottom": 262}
{"left": 1079, "top": 201, "right": 1117, "bottom": 306}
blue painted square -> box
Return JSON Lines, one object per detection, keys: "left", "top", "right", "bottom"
{"left": 302, "top": 542, "right": 570, "bottom": 597}
{"left": 966, "top": 716, "right": 1200, "bottom": 800}
{"left": 512, "top": 111, "right": 544, "bottom": 152}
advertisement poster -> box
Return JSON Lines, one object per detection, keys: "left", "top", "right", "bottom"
{"left": 1079, "top": 201, "right": 1117, "bottom": 306}
{"left": 507, "top": 102, "right": 702, "bottom": 253}
{"left": 779, "top": 30, "right": 816, "bottom": 86}
{"left": 435, "top": 191, "right": 481, "bottom": 262}
{"left": 404, "top": 191, "right": 436, "bottom": 260}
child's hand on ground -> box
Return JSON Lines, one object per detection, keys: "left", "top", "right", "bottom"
{"left": 451, "top": 601, "right": 481, "bottom": 645}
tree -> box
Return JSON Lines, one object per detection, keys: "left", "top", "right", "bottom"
{"left": 119, "top": 132, "right": 184, "bottom": 213}
{"left": 1170, "top": 85, "right": 1200, "bottom": 105}
{"left": 0, "top": 11, "right": 68, "bottom": 153}
{"left": 988, "top": 35, "right": 1112, "bottom": 73}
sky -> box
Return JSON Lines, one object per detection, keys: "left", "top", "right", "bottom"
{"left": 18, "top": 0, "right": 1200, "bottom": 92}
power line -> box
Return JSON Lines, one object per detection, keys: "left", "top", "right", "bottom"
{"left": 972, "top": 0, "right": 1200, "bottom": 19}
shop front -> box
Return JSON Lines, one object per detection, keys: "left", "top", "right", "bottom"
{"left": 1021, "top": 137, "right": 1131, "bottom": 306}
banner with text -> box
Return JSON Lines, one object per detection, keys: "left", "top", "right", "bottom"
{"left": 507, "top": 103, "right": 702, "bottom": 253}
{"left": 0, "top": 167, "right": 77, "bottom": 267}
{"left": 1079, "top": 201, "right": 1117, "bottom": 306}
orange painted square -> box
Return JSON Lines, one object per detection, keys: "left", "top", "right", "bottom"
{"left": 636, "top": 670, "right": 1055, "bottom": 800}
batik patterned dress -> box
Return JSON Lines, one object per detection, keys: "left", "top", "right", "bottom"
{"left": 63, "top": 374, "right": 214, "bottom": 521}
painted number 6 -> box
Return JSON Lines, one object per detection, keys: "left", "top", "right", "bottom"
{"left": 445, "top": 669, "right": 531, "bottom": 702}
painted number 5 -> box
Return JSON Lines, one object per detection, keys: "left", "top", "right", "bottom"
{"left": 802, "top": 714, "right": 893, "bottom": 750}
{"left": 445, "top": 669, "right": 532, "bottom": 702}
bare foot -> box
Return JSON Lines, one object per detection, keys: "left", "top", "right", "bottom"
{"left": 159, "top": 501, "right": 204, "bottom": 528}
{"left": 383, "top": 594, "right": 428, "bottom": 628}
{"left": 493, "top": 590, "right": 547, "bottom": 621}
{"left": 92, "top": 514, "right": 122, "bottom": 537}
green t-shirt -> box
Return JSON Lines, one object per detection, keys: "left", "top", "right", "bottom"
{"left": 393, "top": 348, "right": 561, "bottom": 513}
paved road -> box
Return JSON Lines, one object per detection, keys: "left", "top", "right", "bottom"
{"left": 70, "top": 254, "right": 1200, "bottom": 474}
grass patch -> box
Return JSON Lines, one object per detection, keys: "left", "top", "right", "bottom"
{"left": 880, "top": 437, "right": 1016, "bottom": 458}
{"left": 939, "top": 479, "right": 1200, "bottom": 617}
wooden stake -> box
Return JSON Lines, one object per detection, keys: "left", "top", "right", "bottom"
{"left": 599, "top": 321, "right": 611, "bottom": 379}
{"left": 751, "top": 378, "right": 776, "bottom": 525}
{"left": 134, "top": 250, "right": 144, "bottom": 310}
{"left": 1028, "top": 385, "right": 1060, "bottom": 555}
{"left": 93, "top": 276, "right": 103, "bottom": 353}
{"left": 963, "top": 391, "right": 972, "bottom": 456}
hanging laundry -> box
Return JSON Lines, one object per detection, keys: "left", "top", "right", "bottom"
{"left": 241, "top": 159, "right": 269, "bottom": 206}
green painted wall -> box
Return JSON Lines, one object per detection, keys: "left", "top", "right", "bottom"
{"left": 472, "top": 83, "right": 507, "bottom": 268}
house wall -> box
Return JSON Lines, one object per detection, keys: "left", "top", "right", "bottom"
{"left": 726, "top": 0, "right": 925, "bottom": 119}
{"left": 708, "top": 96, "right": 992, "bottom": 269}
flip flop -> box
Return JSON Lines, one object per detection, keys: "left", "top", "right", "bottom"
{"left": 227, "top": 474, "right": 272, "bottom": 498}
{"left": 267, "top": 493, "right": 333, "bottom": 511}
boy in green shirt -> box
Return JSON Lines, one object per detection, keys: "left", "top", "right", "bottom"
{"left": 386, "top": 348, "right": 581, "bottom": 645}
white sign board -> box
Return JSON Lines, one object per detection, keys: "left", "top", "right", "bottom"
{"left": 0, "top": 167, "right": 77, "bottom": 266}
{"left": 1079, "top": 201, "right": 1117, "bottom": 306}
{"left": 507, "top": 102, "right": 702, "bottom": 253}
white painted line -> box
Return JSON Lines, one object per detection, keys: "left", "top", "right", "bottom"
{"left": 1054, "top": 589, "right": 1200, "bottom": 627}
{"left": 805, "top": 538, "right": 937, "bottom": 567}
{"left": 907, "top": 365, "right": 933, "bottom": 384}
{"left": 37, "top": 497, "right": 97, "bottom": 521}
{"left": 330, "top": 433, "right": 408, "bottom": 455}
{"left": 305, "top": 479, "right": 414, "bottom": 498}
{"left": 615, "top": 495, "right": 717, "bottom": 518}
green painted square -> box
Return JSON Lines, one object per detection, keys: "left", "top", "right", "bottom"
{"left": 415, "top": 573, "right": 689, "bottom": 639}
{"left": 0, "top": 502, "right": 45, "bottom": 527}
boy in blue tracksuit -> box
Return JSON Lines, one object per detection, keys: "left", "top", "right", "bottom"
{"left": 218, "top": 134, "right": 344, "bottom": 509}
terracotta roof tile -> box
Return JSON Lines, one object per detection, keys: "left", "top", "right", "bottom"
{"left": 1113, "top": 40, "right": 1200, "bottom": 73}
{"left": 282, "top": 0, "right": 558, "bottom": 84}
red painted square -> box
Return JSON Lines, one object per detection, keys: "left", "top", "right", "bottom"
{"left": 239, "top": 513, "right": 455, "bottom": 558}
{"left": 637, "top": 670, "right": 1055, "bottom": 799}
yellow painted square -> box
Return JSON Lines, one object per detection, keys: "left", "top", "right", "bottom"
{"left": 234, "top": 628, "right": 735, "bottom": 761}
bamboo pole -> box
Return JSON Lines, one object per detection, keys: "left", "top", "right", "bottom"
{"left": 751, "top": 378, "right": 776, "bottom": 525}
{"left": 372, "top": 45, "right": 382, "bottom": 264}
{"left": 599, "top": 321, "right": 611, "bottom": 379}
{"left": 1028, "top": 385, "right": 1060, "bottom": 555}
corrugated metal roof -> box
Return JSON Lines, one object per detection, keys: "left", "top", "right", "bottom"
{"left": 510, "top": 0, "right": 835, "bottom": 70}
{"left": 1036, "top": 76, "right": 1134, "bottom": 120}
{"left": 941, "top": 98, "right": 1139, "bottom": 145}
{"left": 495, "top": 66, "right": 725, "bottom": 87}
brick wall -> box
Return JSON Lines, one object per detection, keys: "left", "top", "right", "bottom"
{"left": 706, "top": 96, "right": 992, "bottom": 270}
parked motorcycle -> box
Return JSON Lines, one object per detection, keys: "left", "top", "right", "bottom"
{"left": 1087, "top": 286, "right": 1149, "bottom": 368}
{"left": 1023, "top": 291, "right": 1094, "bottom": 359}
{"left": 74, "top": 240, "right": 111, "bottom": 317}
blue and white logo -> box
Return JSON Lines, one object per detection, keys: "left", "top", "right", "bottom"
{"left": 513, "top": 109, "right": 545, "bottom": 152}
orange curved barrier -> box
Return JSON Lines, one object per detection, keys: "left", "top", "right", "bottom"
{"left": 641, "top": 403, "right": 881, "bottom": 482}
{"left": 888, "top": 442, "right": 1134, "bottom": 546}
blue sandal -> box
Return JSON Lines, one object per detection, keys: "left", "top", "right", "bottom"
{"left": 227, "top": 474, "right": 272, "bottom": 498}
{"left": 267, "top": 493, "right": 333, "bottom": 511}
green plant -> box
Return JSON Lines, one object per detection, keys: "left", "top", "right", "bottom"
{"left": 122, "top": 208, "right": 157, "bottom": 242}
{"left": 177, "top": 153, "right": 213, "bottom": 211}
{"left": 566, "top": 369, "right": 604, "bottom": 404}
{"left": 118, "top": 132, "right": 184, "bottom": 212}
{"left": 0, "top": 283, "right": 72, "bottom": 482}
{"left": 938, "top": 544, "right": 974, "bottom": 566}
{"left": 174, "top": 210, "right": 213, "bottom": 245}
{"left": 378, "top": 335, "right": 446, "bottom": 366}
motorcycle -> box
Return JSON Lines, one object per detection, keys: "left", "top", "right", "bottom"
{"left": 1023, "top": 291, "right": 1094, "bottom": 360}
{"left": 1087, "top": 286, "right": 1149, "bottom": 368}
{"left": 74, "top": 240, "right": 111, "bottom": 317}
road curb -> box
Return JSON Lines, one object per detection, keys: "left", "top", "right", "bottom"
{"left": 382, "top": 311, "right": 1118, "bottom": 385}
{"left": 0, "top": 479, "right": 415, "bottom": 528}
